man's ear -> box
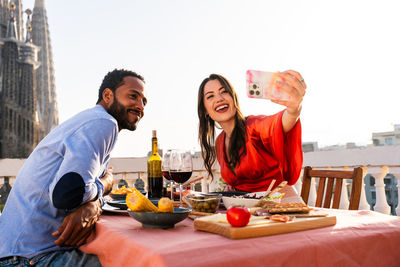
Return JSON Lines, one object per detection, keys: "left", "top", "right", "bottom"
{"left": 102, "top": 88, "right": 114, "bottom": 104}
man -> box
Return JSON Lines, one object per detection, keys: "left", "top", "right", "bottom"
{"left": 0, "top": 69, "right": 147, "bottom": 266}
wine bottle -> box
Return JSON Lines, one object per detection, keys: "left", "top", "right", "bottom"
{"left": 147, "top": 130, "right": 163, "bottom": 199}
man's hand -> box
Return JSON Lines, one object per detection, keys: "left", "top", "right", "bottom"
{"left": 101, "top": 166, "right": 114, "bottom": 195}
{"left": 52, "top": 200, "right": 102, "bottom": 247}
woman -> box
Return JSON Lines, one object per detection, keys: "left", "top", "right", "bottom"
{"left": 197, "top": 70, "right": 306, "bottom": 192}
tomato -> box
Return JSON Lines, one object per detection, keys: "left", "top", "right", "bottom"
{"left": 226, "top": 206, "right": 251, "bottom": 227}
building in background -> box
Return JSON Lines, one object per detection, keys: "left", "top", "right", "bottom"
{"left": 372, "top": 124, "right": 400, "bottom": 146}
{"left": 302, "top": 142, "right": 319, "bottom": 153}
{"left": 0, "top": 0, "right": 57, "bottom": 158}
{"left": 31, "top": 0, "right": 58, "bottom": 141}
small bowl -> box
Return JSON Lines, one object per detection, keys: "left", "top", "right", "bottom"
{"left": 222, "top": 196, "right": 258, "bottom": 209}
{"left": 186, "top": 194, "right": 222, "bottom": 213}
{"left": 222, "top": 192, "right": 283, "bottom": 209}
{"left": 128, "top": 207, "right": 190, "bottom": 229}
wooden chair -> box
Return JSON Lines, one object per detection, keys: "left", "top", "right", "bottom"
{"left": 301, "top": 166, "right": 363, "bottom": 210}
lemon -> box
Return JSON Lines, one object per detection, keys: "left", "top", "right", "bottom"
{"left": 158, "top": 197, "right": 174, "bottom": 213}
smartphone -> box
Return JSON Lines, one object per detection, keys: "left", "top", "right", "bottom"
{"left": 246, "top": 70, "right": 291, "bottom": 101}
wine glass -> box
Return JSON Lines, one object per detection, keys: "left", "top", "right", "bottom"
{"left": 169, "top": 150, "right": 193, "bottom": 207}
{"left": 161, "top": 150, "right": 173, "bottom": 200}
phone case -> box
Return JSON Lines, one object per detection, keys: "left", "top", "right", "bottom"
{"left": 246, "top": 70, "right": 291, "bottom": 101}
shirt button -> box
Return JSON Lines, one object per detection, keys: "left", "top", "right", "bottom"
{"left": 30, "top": 260, "right": 34, "bottom": 265}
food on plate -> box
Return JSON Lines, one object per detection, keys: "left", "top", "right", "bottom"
{"left": 158, "top": 197, "right": 174, "bottom": 213}
{"left": 187, "top": 194, "right": 221, "bottom": 213}
{"left": 111, "top": 186, "right": 135, "bottom": 195}
{"left": 226, "top": 206, "right": 251, "bottom": 227}
{"left": 231, "top": 192, "right": 284, "bottom": 200}
{"left": 256, "top": 200, "right": 311, "bottom": 214}
{"left": 222, "top": 196, "right": 259, "bottom": 209}
{"left": 222, "top": 192, "right": 283, "bottom": 209}
{"left": 126, "top": 188, "right": 158, "bottom": 212}
{"left": 270, "top": 214, "right": 291, "bottom": 223}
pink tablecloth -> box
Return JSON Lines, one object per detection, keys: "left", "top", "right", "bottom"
{"left": 80, "top": 209, "right": 400, "bottom": 267}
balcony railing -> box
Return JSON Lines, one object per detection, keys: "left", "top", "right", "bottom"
{"left": 1, "top": 145, "right": 399, "bottom": 215}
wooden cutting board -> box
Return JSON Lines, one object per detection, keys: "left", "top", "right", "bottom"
{"left": 194, "top": 214, "right": 336, "bottom": 239}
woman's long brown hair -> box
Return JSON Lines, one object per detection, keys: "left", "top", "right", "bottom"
{"left": 197, "top": 74, "right": 247, "bottom": 180}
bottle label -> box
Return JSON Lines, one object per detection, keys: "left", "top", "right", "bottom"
{"left": 147, "top": 161, "right": 162, "bottom": 178}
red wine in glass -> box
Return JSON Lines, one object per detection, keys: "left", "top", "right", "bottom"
{"left": 170, "top": 171, "right": 192, "bottom": 184}
{"left": 162, "top": 171, "right": 171, "bottom": 180}
{"left": 169, "top": 150, "right": 193, "bottom": 207}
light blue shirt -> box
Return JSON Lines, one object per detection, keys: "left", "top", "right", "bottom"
{"left": 0, "top": 105, "right": 118, "bottom": 258}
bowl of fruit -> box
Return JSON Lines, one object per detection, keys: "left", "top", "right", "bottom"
{"left": 126, "top": 189, "right": 191, "bottom": 229}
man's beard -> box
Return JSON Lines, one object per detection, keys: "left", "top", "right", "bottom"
{"left": 107, "top": 97, "right": 139, "bottom": 131}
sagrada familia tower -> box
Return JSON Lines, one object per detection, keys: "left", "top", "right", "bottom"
{"left": 0, "top": 0, "right": 58, "bottom": 158}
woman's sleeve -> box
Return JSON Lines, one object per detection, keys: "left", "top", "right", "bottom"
{"left": 253, "top": 110, "right": 303, "bottom": 185}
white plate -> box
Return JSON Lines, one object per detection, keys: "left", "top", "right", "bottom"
{"left": 222, "top": 197, "right": 258, "bottom": 208}
{"left": 222, "top": 193, "right": 282, "bottom": 209}
{"left": 102, "top": 203, "right": 128, "bottom": 214}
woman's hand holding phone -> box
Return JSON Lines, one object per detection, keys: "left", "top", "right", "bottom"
{"left": 246, "top": 69, "right": 306, "bottom": 114}
{"left": 246, "top": 69, "right": 306, "bottom": 132}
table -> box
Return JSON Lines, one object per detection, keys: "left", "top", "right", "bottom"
{"left": 80, "top": 209, "right": 400, "bottom": 267}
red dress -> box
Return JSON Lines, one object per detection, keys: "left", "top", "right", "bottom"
{"left": 216, "top": 110, "right": 303, "bottom": 192}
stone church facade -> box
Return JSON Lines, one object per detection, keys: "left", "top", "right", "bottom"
{"left": 0, "top": 0, "right": 57, "bottom": 158}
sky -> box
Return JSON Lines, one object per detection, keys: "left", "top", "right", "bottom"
{"left": 22, "top": 0, "right": 400, "bottom": 157}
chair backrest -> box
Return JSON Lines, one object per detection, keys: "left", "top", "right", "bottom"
{"left": 301, "top": 166, "right": 363, "bottom": 210}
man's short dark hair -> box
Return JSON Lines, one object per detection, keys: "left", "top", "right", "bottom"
{"left": 96, "top": 69, "right": 145, "bottom": 104}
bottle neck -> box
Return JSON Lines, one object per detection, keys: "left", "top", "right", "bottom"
{"left": 152, "top": 137, "right": 158, "bottom": 155}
